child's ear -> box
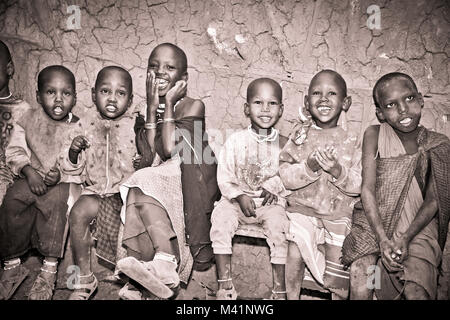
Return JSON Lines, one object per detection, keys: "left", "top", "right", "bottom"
{"left": 375, "top": 107, "right": 385, "bottom": 122}
{"left": 36, "top": 90, "right": 41, "bottom": 104}
{"left": 127, "top": 94, "right": 134, "bottom": 109}
{"left": 6, "top": 61, "right": 14, "bottom": 79}
{"left": 304, "top": 95, "right": 310, "bottom": 112}
{"left": 417, "top": 92, "right": 424, "bottom": 108}
{"left": 244, "top": 102, "right": 250, "bottom": 117}
{"left": 91, "top": 87, "right": 96, "bottom": 103}
{"left": 342, "top": 96, "right": 352, "bottom": 112}
{"left": 72, "top": 92, "right": 77, "bottom": 108}
{"left": 181, "top": 72, "right": 188, "bottom": 82}
{"left": 278, "top": 104, "right": 284, "bottom": 117}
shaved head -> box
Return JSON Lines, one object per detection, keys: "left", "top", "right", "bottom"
{"left": 150, "top": 43, "right": 188, "bottom": 73}
{"left": 38, "top": 65, "right": 75, "bottom": 92}
{"left": 373, "top": 72, "right": 418, "bottom": 109}
{"left": 95, "top": 65, "right": 133, "bottom": 93}
{"left": 310, "top": 69, "right": 347, "bottom": 97}
{"left": 247, "top": 78, "right": 282, "bottom": 102}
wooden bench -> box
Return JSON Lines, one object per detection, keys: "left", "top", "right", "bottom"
{"left": 233, "top": 223, "right": 332, "bottom": 299}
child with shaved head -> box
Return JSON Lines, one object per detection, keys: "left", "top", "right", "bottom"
{"left": 343, "top": 72, "right": 450, "bottom": 300}
{"left": 0, "top": 65, "right": 82, "bottom": 300}
{"left": 0, "top": 40, "right": 31, "bottom": 203}
{"left": 116, "top": 43, "right": 220, "bottom": 300}
{"left": 279, "top": 70, "right": 362, "bottom": 299}
{"left": 209, "top": 77, "right": 289, "bottom": 300}
{"left": 62, "top": 66, "right": 136, "bottom": 300}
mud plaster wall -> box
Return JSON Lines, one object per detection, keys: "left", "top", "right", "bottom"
{"left": 0, "top": 0, "right": 449, "bottom": 149}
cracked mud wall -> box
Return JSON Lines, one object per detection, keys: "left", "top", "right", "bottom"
{"left": 1, "top": 0, "right": 449, "bottom": 142}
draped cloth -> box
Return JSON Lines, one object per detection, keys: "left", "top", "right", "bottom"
{"left": 119, "top": 157, "right": 193, "bottom": 284}
{"left": 342, "top": 124, "right": 450, "bottom": 297}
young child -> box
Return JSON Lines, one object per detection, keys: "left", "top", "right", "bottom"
{"left": 0, "top": 65, "right": 81, "bottom": 300}
{"left": 117, "top": 43, "right": 220, "bottom": 300}
{"left": 209, "top": 78, "right": 289, "bottom": 300}
{"left": 279, "top": 70, "right": 361, "bottom": 299}
{"left": 0, "top": 40, "right": 31, "bottom": 204}
{"left": 63, "top": 66, "right": 136, "bottom": 300}
{"left": 342, "top": 72, "right": 450, "bottom": 300}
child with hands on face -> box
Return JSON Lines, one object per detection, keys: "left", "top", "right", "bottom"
{"left": 0, "top": 65, "right": 82, "bottom": 300}
{"left": 116, "top": 43, "right": 220, "bottom": 300}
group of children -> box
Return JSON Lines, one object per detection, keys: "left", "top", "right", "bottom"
{"left": 0, "top": 38, "right": 448, "bottom": 300}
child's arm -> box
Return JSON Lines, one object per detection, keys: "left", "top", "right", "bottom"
{"left": 5, "top": 124, "right": 47, "bottom": 195}
{"left": 318, "top": 144, "right": 362, "bottom": 196}
{"left": 144, "top": 71, "right": 159, "bottom": 155}
{"left": 59, "top": 135, "right": 88, "bottom": 178}
{"left": 279, "top": 141, "right": 322, "bottom": 190}
{"left": 161, "top": 80, "right": 191, "bottom": 158}
{"left": 393, "top": 173, "right": 439, "bottom": 263}
{"left": 360, "top": 126, "right": 402, "bottom": 272}
{"left": 217, "top": 136, "right": 256, "bottom": 217}
{"left": 5, "top": 124, "right": 32, "bottom": 177}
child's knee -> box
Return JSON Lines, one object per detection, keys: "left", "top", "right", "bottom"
{"left": 404, "top": 282, "right": 430, "bottom": 300}
{"left": 287, "top": 241, "right": 302, "bottom": 260}
{"left": 69, "top": 196, "right": 98, "bottom": 225}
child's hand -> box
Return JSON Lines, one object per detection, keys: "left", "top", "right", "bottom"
{"left": 315, "top": 146, "right": 342, "bottom": 179}
{"left": 260, "top": 188, "right": 278, "bottom": 206}
{"left": 379, "top": 238, "right": 403, "bottom": 272}
{"left": 132, "top": 153, "right": 142, "bottom": 170}
{"left": 146, "top": 70, "right": 159, "bottom": 114}
{"left": 44, "top": 166, "right": 61, "bottom": 186}
{"left": 236, "top": 194, "right": 256, "bottom": 218}
{"left": 306, "top": 150, "right": 321, "bottom": 172}
{"left": 165, "top": 80, "right": 187, "bottom": 106}
{"left": 70, "top": 135, "right": 90, "bottom": 154}
{"left": 25, "top": 169, "right": 47, "bottom": 195}
{"left": 392, "top": 235, "right": 409, "bottom": 264}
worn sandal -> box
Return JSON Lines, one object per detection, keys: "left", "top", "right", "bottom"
{"left": 28, "top": 270, "right": 57, "bottom": 300}
{"left": 216, "top": 280, "right": 237, "bottom": 300}
{"left": 68, "top": 273, "right": 98, "bottom": 300}
{"left": 117, "top": 257, "right": 174, "bottom": 299}
{"left": 265, "top": 290, "right": 287, "bottom": 300}
{"left": 0, "top": 265, "right": 29, "bottom": 300}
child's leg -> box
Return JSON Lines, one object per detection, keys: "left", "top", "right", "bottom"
{"left": 257, "top": 205, "right": 289, "bottom": 299}
{"left": 69, "top": 195, "right": 99, "bottom": 280}
{"left": 210, "top": 199, "right": 240, "bottom": 295}
{"left": 404, "top": 282, "right": 429, "bottom": 300}
{"left": 285, "top": 241, "right": 305, "bottom": 300}
{"left": 117, "top": 190, "right": 181, "bottom": 298}
{"left": 349, "top": 254, "right": 377, "bottom": 300}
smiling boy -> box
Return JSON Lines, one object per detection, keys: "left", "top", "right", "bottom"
{"left": 280, "top": 70, "right": 362, "bottom": 299}
{"left": 210, "top": 78, "right": 289, "bottom": 300}
{"left": 343, "top": 72, "right": 450, "bottom": 300}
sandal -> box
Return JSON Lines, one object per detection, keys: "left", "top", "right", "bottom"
{"left": 0, "top": 265, "right": 29, "bottom": 300}
{"left": 265, "top": 290, "right": 287, "bottom": 300}
{"left": 28, "top": 270, "right": 57, "bottom": 300}
{"left": 68, "top": 273, "right": 98, "bottom": 300}
{"left": 118, "top": 282, "right": 142, "bottom": 300}
{"left": 216, "top": 280, "right": 237, "bottom": 300}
